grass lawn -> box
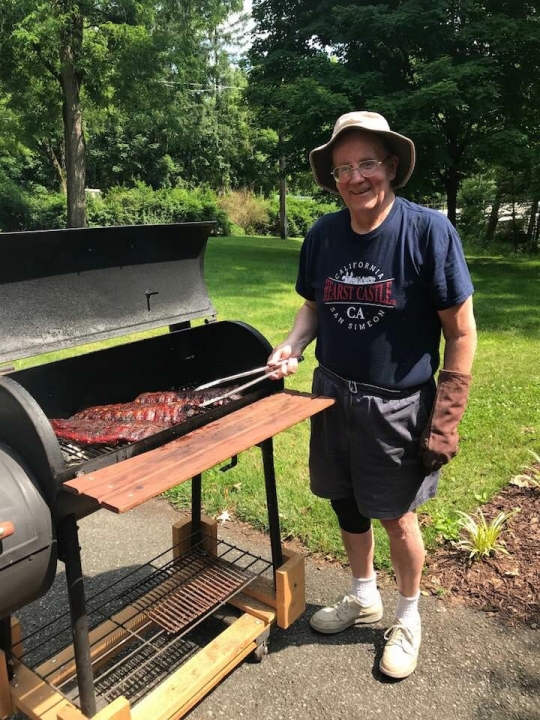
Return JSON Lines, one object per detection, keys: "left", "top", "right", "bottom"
{"left": 11, "top": 234, "right": 539, "bottom": 571}
{"left": 165, "top": 236, "right": 540, "bottom": 570}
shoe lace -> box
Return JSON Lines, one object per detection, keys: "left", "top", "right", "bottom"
{"left": 334, "top": 595, "right": 353, "bottom": 620}
{"left": 384, "top": 623, "right": 415, "bottom": 649}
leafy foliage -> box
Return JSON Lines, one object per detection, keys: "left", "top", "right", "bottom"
{"left": 455, "top": 509, "right": 518, "bottom": 561}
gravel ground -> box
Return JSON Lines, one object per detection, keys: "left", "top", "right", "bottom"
{"left": 8, "top": 498, "right": 540, "bottom": 720}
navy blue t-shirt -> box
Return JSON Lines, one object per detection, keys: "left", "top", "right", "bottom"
{"left": 296, "top": 197, "right": 474, "bottom": 389}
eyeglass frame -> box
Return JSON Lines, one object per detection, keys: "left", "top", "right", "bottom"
{"left": 331, "top": 156, "right": 392, "bottom": 183}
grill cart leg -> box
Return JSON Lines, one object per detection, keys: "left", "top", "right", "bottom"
{"left": 0, "top": 617, "right": 13, "bottom": 682}
{"left": 58, "top": 515, "right": 97, "bottom": 718}
{"left": 191, "top": 473, "right": 202, "bottom": 546}
{"left": 260, "top": 438, "right": 283, "bottom": 575}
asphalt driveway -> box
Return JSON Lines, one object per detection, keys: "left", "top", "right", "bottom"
{"left": 10, "top": 498, "right": 540, "bottom": 720}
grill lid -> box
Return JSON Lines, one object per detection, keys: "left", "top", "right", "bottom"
{"left": 0, "top": 222, "right": 217, "bottom": 364}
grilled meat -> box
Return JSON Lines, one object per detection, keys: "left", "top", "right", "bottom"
{"left": 134, "top": 387, "right": 241, "bottom": 406}
{"left": 51, "top": 419, "right": 170, "bottom": 445}
{"left": 71, "top": 402, "right": 200, "bottom": 424}
{"left": 52, "top": 386, "right": 241, "bottom": 446}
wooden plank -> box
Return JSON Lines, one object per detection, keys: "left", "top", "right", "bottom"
{"left": 163, "top": 642, "right": 256, "bottom": 720}
{"left": 0, "top": 651, "right": 13, "bottom": 719}
{"left": 92, "top": 697, "right": 131, "bottom": 720}
{"left": 63, "top": 392, "right": 334, "bottom": 513}
{"left": 11, "top": 663, "right": 86, "bottom": 720}
{"left": 55, "top": 708, "right": 88, "bottom": 720}
{"left": 130, "top": 613, "right": 268, "bottom": 720}
{"left": 11, "top": 617, "right": 23, "bottom": 662}
{"left": 102, "top": 393, "right": 333, "bottom": 513}
{"left": 227, "top": 592, "right": 276, "bottom": 625}
{"left": 65, "top": 393, "right": 297, "bottom": 499}
{"left": 81, "top": 391, "right": 301, "bottom": 506}
{"left": 36, "top": 605, "right": 151, "bottom": 688}
{"left": 275, "top": 550, "right": 306, "bottom": 629}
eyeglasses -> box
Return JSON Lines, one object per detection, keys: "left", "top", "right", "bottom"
{"left": 331, "top": 156, "right": 390, "bottom": 183}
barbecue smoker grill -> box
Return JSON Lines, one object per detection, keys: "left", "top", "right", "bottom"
{"left": 0, "top": 222, "right": 332, "bottom": 720}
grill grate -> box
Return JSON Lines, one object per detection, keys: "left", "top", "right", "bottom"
{"left": 18, "top": 533, "right": 273, "bottom": 708}
{"left": 130, "top": 549, "right": 261, "bottom": 634}
{"left": 59, "top": 439, "right": 126, "bottom": 468}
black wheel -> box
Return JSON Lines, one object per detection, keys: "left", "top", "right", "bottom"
{"left": 249, "top": 641, "right": 269, "bottom": 663}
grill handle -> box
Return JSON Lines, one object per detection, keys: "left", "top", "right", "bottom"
{"left": 0, "top": 522, "right": 14, "bottom": 539}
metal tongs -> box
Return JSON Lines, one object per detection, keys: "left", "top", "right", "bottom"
{"left": 196, "top": 355, "right": 304, "bottom": 407}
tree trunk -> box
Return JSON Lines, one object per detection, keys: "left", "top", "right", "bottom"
{"left": 527, "top": 196, "right": 539, "bottom": 253}
{"left": 483, "top": 184, "right": 502, "bottom": 245}
{"left": 39, "top": 140, "right": 67, "bottom": 194}
{"left": 59, "top": 8, "right": 86, "bottom": 227}
{"left": 533, "top": 213, "right": 540, "bottom": 254}
{"left": 278, "top": 145, "right": 287, "bottom": 239}
{"left": 445, "top": 167, "right": 459, "bottom": 227}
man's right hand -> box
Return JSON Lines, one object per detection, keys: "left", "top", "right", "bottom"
{"left": 267, "top": 344, "right": 301, "bottom": 379}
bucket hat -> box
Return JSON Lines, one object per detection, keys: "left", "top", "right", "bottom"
{"left": 309, "top": 111, "right": 416, "bottom": 194}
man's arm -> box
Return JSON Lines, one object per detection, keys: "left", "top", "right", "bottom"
{"left": 420, "top": 296, "right": 477, "bottom": 471}
{"left": 267, "top": 300, "right": 318, "bottom": 377}
{"left": 439, "top": 296, "right": 477, "bottom": 373}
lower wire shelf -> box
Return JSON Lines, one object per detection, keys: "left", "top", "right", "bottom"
{"left": 17, "top": 532, "right": 273, "bottom": 710}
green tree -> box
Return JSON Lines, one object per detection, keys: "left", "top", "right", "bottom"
{"left": 248, "top": 0, "right": 540, "bottom": 228}
{"left": 0, "top": 0, "right": 242, "bottom": 226}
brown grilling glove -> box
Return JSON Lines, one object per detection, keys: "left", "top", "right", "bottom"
{"left": 420, "top": 369, "right": 472, "bottom": 472}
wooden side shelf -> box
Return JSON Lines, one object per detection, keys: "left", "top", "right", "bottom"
{"left": 63, "top": 391, "right": 334, "bottom": 513}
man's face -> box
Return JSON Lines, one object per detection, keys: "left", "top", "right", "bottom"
{"left": 331, "top": 132, "right": 397, "bottom": 217}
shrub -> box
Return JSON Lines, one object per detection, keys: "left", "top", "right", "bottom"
{"left": 455, "top": 509, "right": 518, "bottom": 561}
{"left": 218, "top": 190, "right": 270, "bottom": 235}
{"left": 457, "top": 174, "right": 496, "bottom": 243}
{"left": 267, "top": 195, "right": 340, "bottom": 238}
{"left": 87, "top": 183, "right": 230, "bottom": 235}
{"left": 0, "top": 176, "right": 30, "bottom": 231}
{"left": 26, "top": 189, "right": 66, "bottom": 230}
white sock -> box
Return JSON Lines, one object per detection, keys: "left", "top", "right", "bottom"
{"left": 351, "top": 574, "right": 380, "bottom": 607}
{"left": 394, "top": 591, "right": 421, "bottom": 629}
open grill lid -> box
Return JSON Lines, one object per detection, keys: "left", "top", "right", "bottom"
{"left": 0, "top": 222, "right": 217, "bottom": 365}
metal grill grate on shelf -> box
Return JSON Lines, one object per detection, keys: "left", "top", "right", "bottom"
{"left": 17, "top": 532, "right": 273, "bottom": 708}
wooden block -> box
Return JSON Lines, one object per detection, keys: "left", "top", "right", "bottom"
{"left": 172, "top": 514, "right": 217, "bottom": 560}
{"left": 56, "top": 708, "right": 88, "bottom": 720}
{"left": 275, "top": 550, "right": 306, "bottom": 629}
{"left": 0, "top": 650, "right": 13, "bottom": 719}
{"left": 11, "top": 662, "right": 85, "bottom": 720}
{"left": 227, "top": 592, "right": 276, "bottom": 625}
{"left": 93, "top": 697, "right": 131, "bottom": 720}
{"left": 171, "top": 515, "right": 193, "bottom": 559}
{"left": 11, "top": 617, "right": 22, "bottom": 662}
{"left": 131, "top": 613, "right": 268, "bottom": 720}
{"left": 241, "top": 575, "right": 277, "bottom": 609}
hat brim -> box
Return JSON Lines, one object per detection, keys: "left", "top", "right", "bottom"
{"left": 309, "top": 127, "right": 416, "bottom": 194}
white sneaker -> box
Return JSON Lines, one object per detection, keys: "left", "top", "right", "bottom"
{"left": 310, "top": 594, "right": 383, "bottom": 634}
{"left": 379, "top": 622, "right": 421, "bottom": 679}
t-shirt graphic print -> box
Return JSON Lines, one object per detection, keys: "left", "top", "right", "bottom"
{"left": 323, "top": 261, "right": 397, "bottom": 332}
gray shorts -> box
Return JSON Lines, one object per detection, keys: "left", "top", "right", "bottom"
{"left": 310, "top": 365, "right": 440, "bottom": 520}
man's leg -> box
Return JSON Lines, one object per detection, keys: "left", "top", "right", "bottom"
{"left": 378, "top": 511, "right": 424, "bottom": 678}
{"left": 310, "top": 501, "right": 383, "bottom": 634}
{"left": 379, "top": 511, "right": 425, "bottom": 597}
{"left": 341, "top": 526, "right": 374, "bottom": 579}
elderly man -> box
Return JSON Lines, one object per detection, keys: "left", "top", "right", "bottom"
{"left": 269, "top": 111, "right": 476, "bottom": 679}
